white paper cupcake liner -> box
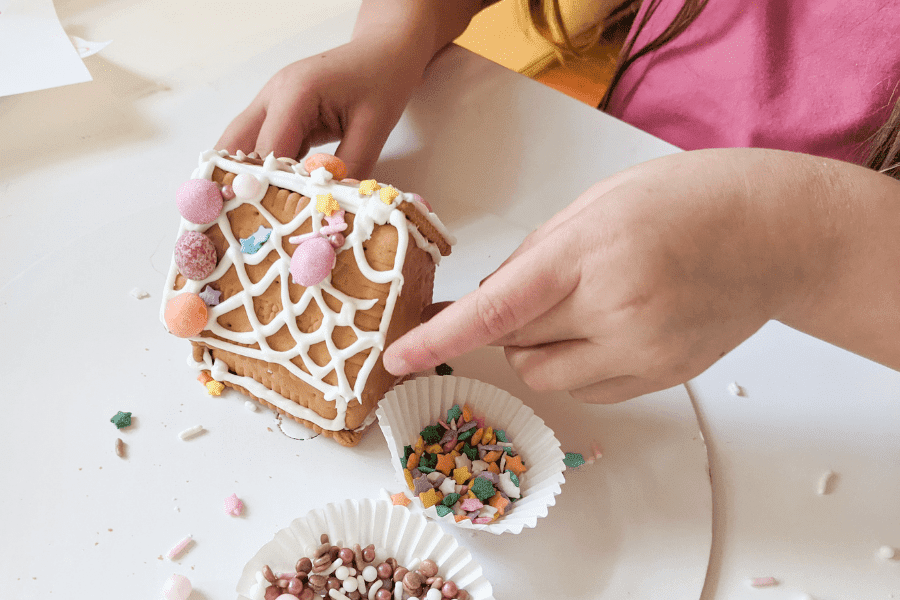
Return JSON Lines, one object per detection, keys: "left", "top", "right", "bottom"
{"left": 376, "top": 375, "right": 566, "bottom": 535}
{"left": 236, "top": 498, "right": 494, "bottom": 600}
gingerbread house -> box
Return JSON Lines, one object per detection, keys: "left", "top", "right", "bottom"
{"left": 160, "top": 149, "right": 454, "bottom": 445}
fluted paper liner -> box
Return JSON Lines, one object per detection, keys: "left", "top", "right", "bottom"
{"left": 236, "top": 498, "right": 494, "bottom": 600}
{"left": 376, "top": 375, "right": 566, "bottom": 535}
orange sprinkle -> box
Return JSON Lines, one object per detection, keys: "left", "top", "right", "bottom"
{"left": 462, "top": 404, "right": 474, "bottom": 422}
{"left": 487, "top": 462, "right": 500, "bottom": 474}
{"left": 454, "top": 442, "right": 465, "bottom": 452}
{"left": 482, "top": 450, "right": 502, "bottom": 463}
{"left": 435, "top": 453, "right": 456, "bottom": 476}
{"left": 197, "top": 372, "right": 212, "bottom": 384}
{"left": 454, "top": 514, "right": 469, "bottom": 523}
{"left": 470, "top": 428, "right": 484, "bottom": 446}
{"left": 406, "top": 452, "right": 420, "bottom": 471}
{"left": 504, "top": 454, "right": 528, "bottom": 477}
{"left": 390, "top": 492, "right": 411, "bottom": 507}
{"left": 488, "top": 492, "right": 510, "bottom": 515}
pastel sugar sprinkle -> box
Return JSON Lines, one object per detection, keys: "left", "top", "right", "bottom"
{"left": 110, "top": 411, "right": 132, "bottom": 429}
{"left": 315, "top": 193, "right": 340, "bottom": 216}
{"left": 205, "top": 380, "right": 225, "bottom": 396}
{"left": 563, "top": 452, "right": 586, "bottom": 468}
{"left": 224, "top": 493, "right": 244, "bottom": 516}
{"left": 358, "top": 180, "right": 380, "bottom": 196}
{"left": 390, "top": 492, "right": 411, "bottom": 507}
{"left": 167, "top": 535, "right": 193, "bottom": 559}
{"left": 379, "top": 186, "right": 399, "bottom": 205}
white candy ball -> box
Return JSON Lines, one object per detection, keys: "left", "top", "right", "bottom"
{"left": 162, "top": 574, "right": 192, "bottom": 600}
{"left": 426, "top": 588, "right": 443, "bottom": 600}
{"left": 342, "top": 577, "right": 359, "bottom": 592}
{"left": 362, "top": 565, "right": 378, "bottom": 582}
{"left": 232, "top": 173, "right": 262, "bottom": 199}
{"left": 335, "top": 565, "right": 350, "bottom": 580}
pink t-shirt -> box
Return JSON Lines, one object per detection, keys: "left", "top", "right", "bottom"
{"left": 605, "top": 0, "right": 900, "bottom": 161}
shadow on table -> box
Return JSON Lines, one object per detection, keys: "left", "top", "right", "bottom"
{"left": 0, "top": 51, "right": 166, "bottom": 180}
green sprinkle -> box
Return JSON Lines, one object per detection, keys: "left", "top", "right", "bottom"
{"left": 509, "top": 472, "right": 520, "bottom": 487}
{"left": 421, "top": 452, "right": 437, "bottom": 469}
{"left": 435, "top": 504, "right": 453, "bottom": 517}
{"left": 563, "top": 452, "right": 586, "bottom": 468}
{"left": 420, "top": 424, "right": 444, "bottom": 444}
{"left": 442, "top": 493, "right": 461, "bottom": 507}
{"left": 503, "top": 446, "right": 514, "bottom": 455}
{"left": 446, "top": 404, "right": 462, "bottom": 422}
{"left": 417, "top": 466, "right": 435, "bottom": 474}
{"left": 110, "top": 411, "right": 132, "bottom": 429}
{"left": 435, "top": 363, "right": 454, "bottom": 376}
{"left": 457, "top": 428, "right": 474, "bottom": 442}
{"left": 471, "top": 477, "right": 495, "bottom": 501}
{"left": 494, "top": 430, "right": 508, "bottom": 443}
{"left": 462, "top": 444, "right": 478, "bottom": 461}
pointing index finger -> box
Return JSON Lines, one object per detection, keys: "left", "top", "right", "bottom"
{"left": 382, "top": 243, "right": 579, "bottom": 375}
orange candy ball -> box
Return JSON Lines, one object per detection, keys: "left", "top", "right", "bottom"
{"left": 304, "top": 153, "right": 347, "bottom": 180}
{"left": 164, "top": 293, "right": 208, "bottom": 338}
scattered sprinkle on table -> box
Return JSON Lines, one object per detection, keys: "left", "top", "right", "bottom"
{"left": 110, "top": 411, "right": 132, "bottom": 429}
{"left": 816, "top": 471, "right": 835, "bottom": 495}
{"left": 224, "top": 493, "right": 244, "bottom": 516}
{"left": 129, "top": 287, "right": 150, "bottom": 299}
{"left": 563, "top": 452, "right": 585, "bottom": 468}
{"left": 244, "top": 400, "right": 258, "bottom": 412}
{"left": 878, "top": 545, "right": 896, "bottom": 560}
{"left": 162, "top": 574, "right": 192, "bottom": 600}
{"left": 727, "top": 381, "right": 744, "bottom": 396}
{"left": 166, "top": 535, "right": 193, "bottom": 559}
{"left": 178, "top": 425, "right": 204, "bottom": 440}
{"left": 114, "top": 438, "right": 126, "bottom": 458}
{"left": 435, "top": 363, "right": 453, "bottom": 376}
{"left": 749, "top": 576, "right": 778, "bottom": 588}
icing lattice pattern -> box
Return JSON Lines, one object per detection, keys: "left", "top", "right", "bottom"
{"left": 162, "top": 150, "right": 452, "bottom": 432}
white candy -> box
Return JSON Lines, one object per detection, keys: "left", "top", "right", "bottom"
{"left": 878, "top": 545, "right": 896, "bottom": 559}
{"left": 727, "top": 381, "right": 744, "bottom": 396}
{"left": 342, "top": 577, "right": 359, "bottom": 593}
{"left": 816, "top": 471, "right": 835, "bottom": 495}
{"left": 367, "top": 579, "right": 383, "bottom": 600}
{"left": 179, "top": 425, "right": 204, "bottom": 440}
{"left": 362, "top": 565, "right": 378, "bottom": 582}
{"left": 232, "top": 173, "right": 262, "bottom": 199}
{"left": 426, "top": 589, "right": 443, "bottom": 600}
{"left": 439, "top": 477, "right": 456, "bottom": 495}
{"left": 162, "top": 574, "right": 192, "bottom": 600}
{"left": 130, "top": 287, "right": 150, "bottom": 299}
{"left": 244, "top": 400, "right": 258, "bottom": 412}
{"left": 335, "top": 566, "right": 350, "bottom": 580}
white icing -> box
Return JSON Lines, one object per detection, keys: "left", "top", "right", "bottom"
{"left": 161, "top": 151, "right": 453, "bottom": 434}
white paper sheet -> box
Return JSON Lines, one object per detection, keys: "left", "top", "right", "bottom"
{"left": 0, "top": 0, "right": 92, "bottom": 97}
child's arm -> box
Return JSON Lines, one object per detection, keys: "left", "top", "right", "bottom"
{"left": 217, "top": 0, "right": 488, "bottom": 178}
{"left": 383, "top": 148, "right": 900, "bottom": 403}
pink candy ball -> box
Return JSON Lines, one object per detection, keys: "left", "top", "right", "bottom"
{"left": 174, "top": 231, "right": 217, "bottom": 280}
{"left": 162, "top": 574, "right": 192, "bottom": 600}
{"left": 290, "top": 237, "right": 336, "bottom": 287}
{"left": 176, "top": 179, "right": 223, "bottom": 224}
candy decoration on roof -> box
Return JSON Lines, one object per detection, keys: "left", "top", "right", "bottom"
{"left": 164, "top": 292, "right": 208, "bottom": 338}
{"left": 231, "top": 173, "right": 262, "bottom": 200}
{"left": 176, "top": 179, "right": 223, "bottom": 225}
{"left": 197, "top": 285, "right": 221, "bottom": 306}
{"left": 304, "top": 153, "right": 347, "bottom": 180}
{"left": 288, "top": 207, "right": 348, "bottom": 287}
{"left": 173, "top": 230, "right": 217, "bottom": 280}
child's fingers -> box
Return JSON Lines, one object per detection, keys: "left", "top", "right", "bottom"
{"left": 568, "top": 375, "right": 665, "bottom": 405}
{"left": 503, "top": 338, "right": 627, "bottom": 392}
{"left": 217, "top": 103, "right": 267, "bottom": 155}
{"left": 382, "top": 243, "right": 578, "bottom": 376}
{"left": 335, "top": 107, "right": 395, "bottom": 180}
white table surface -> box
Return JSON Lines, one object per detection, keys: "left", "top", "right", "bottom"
{"left": 1, "top": 2, "right": 898, "bottom": 600}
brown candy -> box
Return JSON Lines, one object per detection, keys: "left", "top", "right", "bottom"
{"left": 375, "top": 588, "right": 392, "bottom": 600}
{"left": 287, "top": 577, "right": 304, "bottom": 595}
{"left": 362, "top": 544, "right": 376, "bottom": 563}
{"left": 376, "top": 562, "right": 393, "bottom": 579}
{"left": 299, "top": 589, "right": 314, "bottom": 600}
{"left": 263, "top": 586, "right": 282, "bottom": 600}
{"left": 314, "top": 542, "right": 331, "bottom": 558}
{"left": 339, "top": 547, "right": 354, "bottom": 564}
{"left": 326, "top": 576, "right": 341, "bottom": 591}
{"left": 418, "top": 559, "right": 439, "bottom": 578}
{"left": 442, "top": 581, "right": 459, "bottom": 598}
{"left": 296, "top": 557, "right": 312, "bottom": 574}
{"left": 307, "top": 574, "right": 326, "bottom": 591}
{"left": 262, "top": 565, "right": 277, "bottom": 584}
{"left": 393, "top": 567, "right": 408, "bottom": 583}
{"left": 403, "top": 570, "right": 425, "bottom": 595}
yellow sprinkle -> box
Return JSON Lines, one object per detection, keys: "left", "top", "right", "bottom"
{"left": 379, "top": 186, "right": 399, "bottom": 205}
{"left": 205, "top": 380, "right": 225, "bottom": 396}
{"left": 419, "top": 488, "right": 443, "bottom": 509}
{"left": 358, "top": 179, "right": 380, "bottom": 196}
{"left": 425, "top": 443, "right": 443, "bottom": 455}
{"left": 315, "top": 193, "right": 340, "bottom": 216}
{"left": 404, "top": 469, "right": 414, "bottom": 491}
{"left": 414, "top": 436, "right": 425, "bottom": 455}
{"left": 452, "top": 466, "right": 472, "bottom": 485}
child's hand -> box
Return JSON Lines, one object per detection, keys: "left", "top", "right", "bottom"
{"left": 217, "top": 39, "right": 424, "bottom": 179}
{"left": 383, "top": 149, "right": 856, "bottom": 403}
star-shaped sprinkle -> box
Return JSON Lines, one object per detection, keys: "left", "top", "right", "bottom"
{"left": 205, "top": 380, "right": 225, "bottom": 396}
{"left": 309, "top": 166, "right": 333, "bottom": 185}
{"left": 198, "top": 285, "right": 222, "bottom": 306}
{"left": 358, "top": 179, "right": 380, "bottom": 196}
{"left": 503, "top": 454, "right": 527, "bottom": 477}
{"left": 110, "top": 411, "right": 132, "bottom": 429}
{"left": 223, "top": 493, "right": 244, "bottom": 516}
{"left": 251, "top": 226, "right": 272, "bottom": 245}
{"left": 390, "top": 492, "right": 411, "bottom": 507}
{"left": 240, "top": 236, "right": 263, "bottom": 254}
{"left": 379, "top": 185, "right": 399, "bottom": 205}
{"left": 315, "top": 193, "right": 340, "bottom": 216}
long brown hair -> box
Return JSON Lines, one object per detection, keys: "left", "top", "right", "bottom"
{"left": 523, "top": 0, "right": 900, "bottom": 179}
